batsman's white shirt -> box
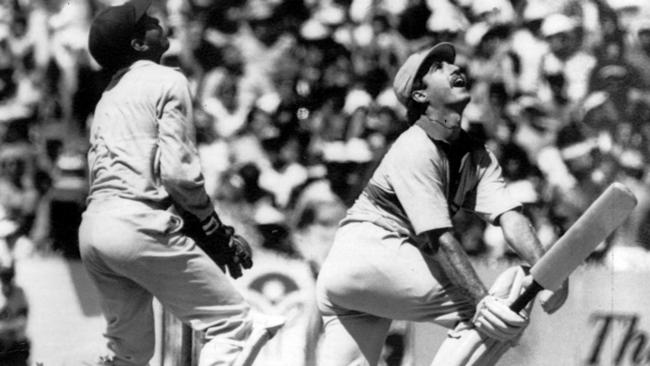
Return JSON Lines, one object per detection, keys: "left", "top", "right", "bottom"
{"left": 347, "top": 121, "right": 519, "bottom": 238}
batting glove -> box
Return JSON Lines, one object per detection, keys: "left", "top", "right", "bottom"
{"left": 489, "top": 265, "right": 535, "bottom": 315}
{"left": 472, "top": 295, "right": 529, "bottom": 342}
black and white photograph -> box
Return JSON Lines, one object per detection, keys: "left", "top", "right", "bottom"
{"left": 0, "top": 0, "right": 649, "bottom": 365}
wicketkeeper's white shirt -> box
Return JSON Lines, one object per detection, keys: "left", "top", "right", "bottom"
{"left": 87, "top": 60, "right": 214, "bottom": 221}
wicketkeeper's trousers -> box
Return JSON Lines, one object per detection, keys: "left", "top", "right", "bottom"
{"left": 79, "top": 198, "right": 253, "bottom": 366}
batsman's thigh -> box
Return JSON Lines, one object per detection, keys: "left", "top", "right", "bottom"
{"left": 318, "top": 313, "right": 392, "bottom": 366}
{"left": 317, "top": 222, "right": 473, "bottom": 324}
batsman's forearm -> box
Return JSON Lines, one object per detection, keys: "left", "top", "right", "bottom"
{"left": 499, "top": 210, "right": 545, "bottom": 265}
{"left": 426, "top": 230, "right": 488, "bottom": 306}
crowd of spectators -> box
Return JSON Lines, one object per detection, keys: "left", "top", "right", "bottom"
{"left": 0, "top": 0, "right": 649, "bottom": 273}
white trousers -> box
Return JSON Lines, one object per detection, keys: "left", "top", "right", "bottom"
{"left": 316, "top": 221, "right": 475, "bottom": 366}
{"left": 79, "top": 199, "right": 252, "bottom": 366}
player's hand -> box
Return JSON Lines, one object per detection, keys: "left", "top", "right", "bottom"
{"left": 206, "top": 228, "right": 254, "bottom": 279}
{"left": 539, "top": 279, "right": 569, "bottom": 314}
{"left": 186, "top": 211, "right": 254, "bottom": 279}
{"left": 490, "top": 266, "right": 534, "bottom": 317}
{"left": 472, "top": 295, "right": 529, "bottom": 342}
{"left": 225, "top": 234, "right": 253, "bottom": 279}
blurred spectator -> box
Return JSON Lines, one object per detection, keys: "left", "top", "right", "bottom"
{"left": 469, "top": 0, "right": 516, "bottom": 26}
{"left": 215, "top": 160, "right": 301, "bottom": 261}
{"left": 350, "top": 0, "right": 409, "bottom": 23}
{"left": 0, "top": 145, "right": 37, "bottom": 259}
{"left": 607, "top": 0, "right": 650, "bottom": 34}
{"left": 233, "top": 3, "right": 297, "bottom": 105}
{"left": 583, "top": 62, "right": 648, "bottom": 138}
{"left": 227, "top": 106, "right": 276, "bottom": 169}
{"left": 510, "top": 0, "right": 551, "bottom": 95}
{"left": 199, "top": 42, "right": 253, "bottom": 139}
{"left": 545, "top": 117, "right": 620, "bottom": 258}
{"left": 465, "top": 82, "right": 510, "bottom": 148}
{"left": 259, "top": 134, "right": 309, "bottom": 209}
{"left": 355, "top": 105, "right": 407, "bottom": 155}
{"left": 464, "top": 22, "right": 518, "bottom": 127}
{"left": 510, "top": 94, "right": 564, "bottom": 162}
{"left": 538, "top": 13, "right": 596, "bottom": 108}
{"left": 624, "top": 18, "right": 650, "bottom": 90}
{"left": 397, "top": 0, "right": 431, "bottom": 41}
{"left": 290, "top": 168, "right": 346, "bottom": 272}
{"left": 0, "top": 219, "right": 29, "bottom": 365}
{"left": 0, "top": 22, "right": 40, "bottom": 127}
{"left": 48, "top": 0, "right": 92, "bottom": 133}
{"left": 47, "top": 146, "right": 87, "bottom": 258}
{"left": 427, "top": 1, "right": 469, "bottom": 46}
{"left": 302, "top": 89, "right": 376, "bottom": 204}
{"left": 0, "top": 261, "right": 29, "bottom": 366}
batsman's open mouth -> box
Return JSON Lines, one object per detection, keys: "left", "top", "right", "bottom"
{"left": 451, "top": 73, "right": 466, "bottom": 88}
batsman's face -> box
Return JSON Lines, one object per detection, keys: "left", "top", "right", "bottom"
{"left": 419, "top": 60, "right": 470, "bottom": 110}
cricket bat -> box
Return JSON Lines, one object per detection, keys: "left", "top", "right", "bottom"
{"left": 510, "top": 182, "right": 637, "bottom": 312}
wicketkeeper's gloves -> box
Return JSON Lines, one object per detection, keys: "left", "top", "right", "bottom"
{"left": 186, "top": 212, "right": 254, "bottom": 278}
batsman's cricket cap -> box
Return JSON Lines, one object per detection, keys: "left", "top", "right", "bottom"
{"left": 393, "top": 42, "right": 455, "bottom": 106}
{"left": 88, "top": 0, "right": 152, "bottom": 68}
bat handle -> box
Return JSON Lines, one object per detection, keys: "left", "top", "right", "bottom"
{"left": 510, "top": 280, "right": 544, "bottom": 313}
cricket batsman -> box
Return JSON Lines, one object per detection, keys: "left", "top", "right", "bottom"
{"left": 77, "top": 1, "right": 281, "bottom": 365}
{"left": 315, "top": 42, "right": 569, "bottom": 366}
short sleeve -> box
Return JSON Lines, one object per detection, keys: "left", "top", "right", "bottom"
{"left": 468, "top": 149, "right": 521, "bottom": 224}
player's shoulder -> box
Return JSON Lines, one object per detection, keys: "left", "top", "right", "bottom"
{"left": 390, "top": 126, "right": 437, "bottom": 153}
{"left": 382, "top": 126, "right": 442, "bottom": 166}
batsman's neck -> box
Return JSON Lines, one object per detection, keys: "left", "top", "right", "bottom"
{"left": 416, "top": 107, "right": 463, "bottom": 143}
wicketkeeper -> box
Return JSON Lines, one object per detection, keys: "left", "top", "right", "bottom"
{"left": 78, "top": 1, "right": 276, "bottom": 365}
{"left": 315, "top": 42, "right": 569, "bottom": 366}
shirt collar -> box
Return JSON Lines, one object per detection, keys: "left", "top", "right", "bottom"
{"left": 414, "top": 119, "right": 469, "bottom": 148}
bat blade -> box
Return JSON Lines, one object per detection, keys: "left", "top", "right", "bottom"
{"left": 532, "top": 182, "right": 636, "bottom": 290}
{"left": 511, "top": 182, "right": 637, "bottom": 312}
